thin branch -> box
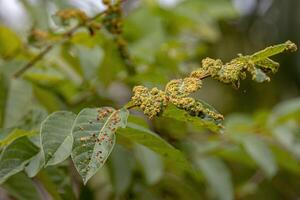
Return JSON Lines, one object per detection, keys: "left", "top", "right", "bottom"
{"left": 13, "top": 11, "right": 106, "bottom": 78}
{"left": 13, "top": 45, "right": 53, "bottom": 78}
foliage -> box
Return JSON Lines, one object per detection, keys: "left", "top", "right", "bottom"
{"left": 0, "top": 0, "right": 299, "bottom": 200}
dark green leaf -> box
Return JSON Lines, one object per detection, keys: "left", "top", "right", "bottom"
{"left": 117, "top": 120, "right": 191, "bottom": 172}
{"left": 0, "top": 136, "right": 39, "bottom": 184}
{"left": 2, "top": 172, "right": 41, "bottom": 200}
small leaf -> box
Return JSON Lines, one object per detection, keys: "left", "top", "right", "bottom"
{"left": 2, "top": 172, "right": 41, "bottom": 200}
{"left": 196, "top": 156, "right": 233, "bottom": 200}
{"left": 242, "top": 135, "right": 277, "bottom": 178}
{"left": 255, "top": 58, "right": 279, "bottom": 73}
{"left": 0, "top": 136, "right": 39, "bottom": 184}
{"left": 250, "top": 41, "right": 297, "bottom": 62}
{"left": 253, "top": 68, "right": 270, "bottom": 83}
{"left": 162, "top": 104, "right": 222, "bottom": 133}
{"left": 71, "top": 107, "right": 129, "bottom": 184}
{"left": 41, "top": 111, "right": 76, "bottom": 166}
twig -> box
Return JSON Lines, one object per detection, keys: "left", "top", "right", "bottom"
{"left": 13, "top": 45, "right": 53, "bottom": 78}
{"left": 12, "top": 11, "right": 106, "bottom": 78}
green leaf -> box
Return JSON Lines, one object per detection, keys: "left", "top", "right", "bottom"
{"left": 0, "top": 26, "right": 21, "bottom": 58}
{"left": 25, "top": 151, "right": 44, "bottom": 178}
{"left": 242, "top": 135, "right": 277, "bottom": 178}
{"left": 0, "top": 136, "right": 39, "bottom": 184}
{"left": 253, "top": 68, "right": 270, "bottom": 83}
{"left": 0, "top": 129, "right": 36, "bottom": 148}
{"left": 255, "top": 58, "right": 279, "bottom": 73}
{"left": 110, "top": 144, "right": 134, "bottom": 195}
{"left": 250, "top": 41, "right": 297, "bottom": 62}
{"left": 41, "top": 111, "right": 76, "bottom": 166}
{"left": 135, "top": 144, "right": 163, "bottom": 185}
{"left": 44, "top": 165, "right": 76, "bottom": 200}
{"left": 162, "top": 104, "right": 222, "bottom": 133}
{"left": 0, "top": 73, "right": 8, "bottom": 127}
{"left": 71, "top": 107, "right": 129, "bottom": 184}
{"left": 76, "top": 45, "right": 103, "bottom": 80}
{"left": 117, "top": 120, "right": 190, "bottom": 172}
{"left": 4, "top": 79, "right": 33, "bottom": 128}
{"left": 2, "top": 172, "right": 41, "bottom": 200}
{"left": 272, "top": 124, "right": 300, "bottom": 160}
{"left": 196, "top": 156, "right": 233, "bottom": 200}
{"left": 36, "top": 170, "right": 63, "bottom": 200}
{"left": 268, "top": 97, "right": 300, "bottom": 126}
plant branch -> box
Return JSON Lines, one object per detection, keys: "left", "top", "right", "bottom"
{"left": 12, "top": 11, "right": 106, "bottom": 78}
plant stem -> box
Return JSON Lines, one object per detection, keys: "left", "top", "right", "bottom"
{"left": 12, "top": 11, "right": 106, "bottom": 78}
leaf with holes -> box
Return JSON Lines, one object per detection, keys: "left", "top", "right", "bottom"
{"left": 41, "top": 111, "right": 76, "bottom": 166}
{"left": 71, "top": 107, "right": 129, "bottom": 184}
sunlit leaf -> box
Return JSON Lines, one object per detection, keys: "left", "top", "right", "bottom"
{"left": 0, "top": 129, "right": 36, "bottom": 148}
{"left": 0, "top": 26, "right": 21, "bottom": 58}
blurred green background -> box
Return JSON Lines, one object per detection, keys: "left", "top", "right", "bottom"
{"left": 0, "top": 0, "right": 300, "bottom": 199}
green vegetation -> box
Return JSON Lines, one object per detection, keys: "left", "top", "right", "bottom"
{"left": 0, "top": 0, "right": 299, "bottom": 199}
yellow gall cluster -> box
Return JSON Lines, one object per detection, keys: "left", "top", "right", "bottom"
{"left": 56, "top": 8, "right": 88, "bottom": 23}
{"left": 165, "top": 77, "right": 202, "bottom": 98}
{"left": 200, "top": 58, "right": 223, "bottom": 78}
{"left": 197, "top": 57, "right": 249, "bottom": 87}
{"left": 131, "top": 86, "right": 169, "bottom": 119}
{"left": 218, "top": 59, "right": 246, "bottom": 84}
